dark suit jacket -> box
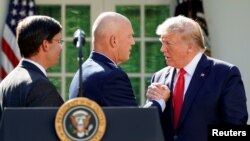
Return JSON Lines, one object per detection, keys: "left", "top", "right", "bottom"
{"left": 0, "top": 60, "right": 64, "bottom": 119}
{"left": 69, "top": 52, "right": 138, "bottom": 106}
{"left": 151, "top": 54, "right": 248, "bottom": 141}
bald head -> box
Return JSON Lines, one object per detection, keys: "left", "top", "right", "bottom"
{"left": 92, "top": 12, "right": 131, "bottom": 47}
{"left": 91, "top": 12, "right": 135, "bottom": 65}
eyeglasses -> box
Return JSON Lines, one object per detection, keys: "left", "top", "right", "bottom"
{"left": 52, "top": 39, "right": 64, "bottom": 45}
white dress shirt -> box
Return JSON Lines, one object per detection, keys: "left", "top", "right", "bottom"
{"left": 174, "top": 52, "right": 203, "bottom": 99}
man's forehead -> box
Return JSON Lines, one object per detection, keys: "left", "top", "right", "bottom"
{"left": 159, "top": 34, "right": 170, "bottom": 41}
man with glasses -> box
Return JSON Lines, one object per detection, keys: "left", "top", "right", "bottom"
{"left": 0, "top": 15, "right": 64, "bottom": 120}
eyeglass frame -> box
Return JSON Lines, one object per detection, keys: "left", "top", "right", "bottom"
{"left": 51, "top": 39, "right": 64, "bottom": 45}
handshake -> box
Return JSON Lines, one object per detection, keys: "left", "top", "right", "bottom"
{"left": 146, "top": 83, "right": 170, "bottom": 102}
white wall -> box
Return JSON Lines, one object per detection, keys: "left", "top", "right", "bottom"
{"left": 203, "top": 0, "right": 250, "bottom": 123}
{"left": 0, "top": 0, "right": 249, "bottom": 123}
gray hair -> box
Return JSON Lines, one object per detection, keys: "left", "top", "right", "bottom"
{"left": 156, "top": 15, "right": 206, "bottom": 50}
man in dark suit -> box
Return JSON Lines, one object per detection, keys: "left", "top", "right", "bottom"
{"left": 146, "top": 15, "right": 248, "bottom": 141}
{"left": 0, "top": 16, "right": 64, "bottom": 120}
{"left": 69, "top": 12, "right": 170, "bottom": 110}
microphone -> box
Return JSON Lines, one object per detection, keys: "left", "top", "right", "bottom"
{"left": 73, "top": 29, "right": 85, "bottom": 48}
{"left": 73, "top": 29, "right": 85, "bottom": 97}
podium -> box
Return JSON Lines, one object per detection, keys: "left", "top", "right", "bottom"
{"left": 0, "top": 107, "right": 164, "bottom": 141}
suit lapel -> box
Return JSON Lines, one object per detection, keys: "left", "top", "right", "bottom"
{"left": 168, "top": 68, "right": 176, "bottom": 93}
{"left": 168, "top": 68, "right": 176, "bottom": 128}
{"left": 164, "top": 68, "right": 175, "bottom": 89}
{"left": 177, "top": 55, "right": 211, "bottom": 129}
{"left": 154, "top": 67, "right": 175, "bottom": 88}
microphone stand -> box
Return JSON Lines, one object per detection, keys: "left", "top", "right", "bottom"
{"left": 73, "top": 29, "right": 85, "bottom": 97}
{"left": 77, "top": 35, "right": 84, "bottom": 97}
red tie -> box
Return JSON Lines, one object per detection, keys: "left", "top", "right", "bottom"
{"left": 173, "top": 68, "right": 186, "bottom": 129}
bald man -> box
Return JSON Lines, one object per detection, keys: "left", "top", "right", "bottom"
{"left": 69, "top": 12, "right": 169, "bottom": 108}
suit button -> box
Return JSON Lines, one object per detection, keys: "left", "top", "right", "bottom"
{"left": 173, "top": 135, "right": 178, "bottom": 140}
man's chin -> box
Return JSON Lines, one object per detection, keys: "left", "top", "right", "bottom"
{"left": 166, "top": 60, "right": 171, "bottom": 66}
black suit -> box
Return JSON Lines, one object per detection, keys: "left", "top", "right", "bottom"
{"left": 0, "top": 60, "right": 64, "bottom": 119}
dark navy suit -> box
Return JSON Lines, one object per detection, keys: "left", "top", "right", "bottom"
{"left": 151, "top": 54, "right": 248, "bottom": 141}
{"left": 69, "top": 52, "right": 138, "bottom": 106}
{"left": 0, "top": 60, "right": 64, "bottom": 119}
{"left": 69, "top": 52, "right": 163, "bottom": 111}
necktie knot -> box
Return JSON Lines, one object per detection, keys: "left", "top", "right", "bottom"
{"left": 179, "top": 68, "right": 186, "bottom": 76}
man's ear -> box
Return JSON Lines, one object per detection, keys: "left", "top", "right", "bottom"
{"left": 110, "top": 35, "right": 117, "bottom": 48}
{"left": 41, "top": 40, "right": 49, "bottom": 52}
{"left": 187, "top": 43, "right": 194, "bottom": 53}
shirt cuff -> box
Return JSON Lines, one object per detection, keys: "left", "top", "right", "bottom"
{"left": 144, "top": 99, "right": 166, "bottom": 112}
{"left": 155, "top": 99, "right": 166, "bottom": 112}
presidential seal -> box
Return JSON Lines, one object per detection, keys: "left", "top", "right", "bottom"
{"left": 55, "top": 98, "right": 106, "bottom": 141}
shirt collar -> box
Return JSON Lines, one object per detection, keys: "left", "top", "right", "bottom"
{"left": 183, "top": 52, "right": 203, "bottom": 76}
{"left": 22, "top": 58, "right": 47, "bottom": 76}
